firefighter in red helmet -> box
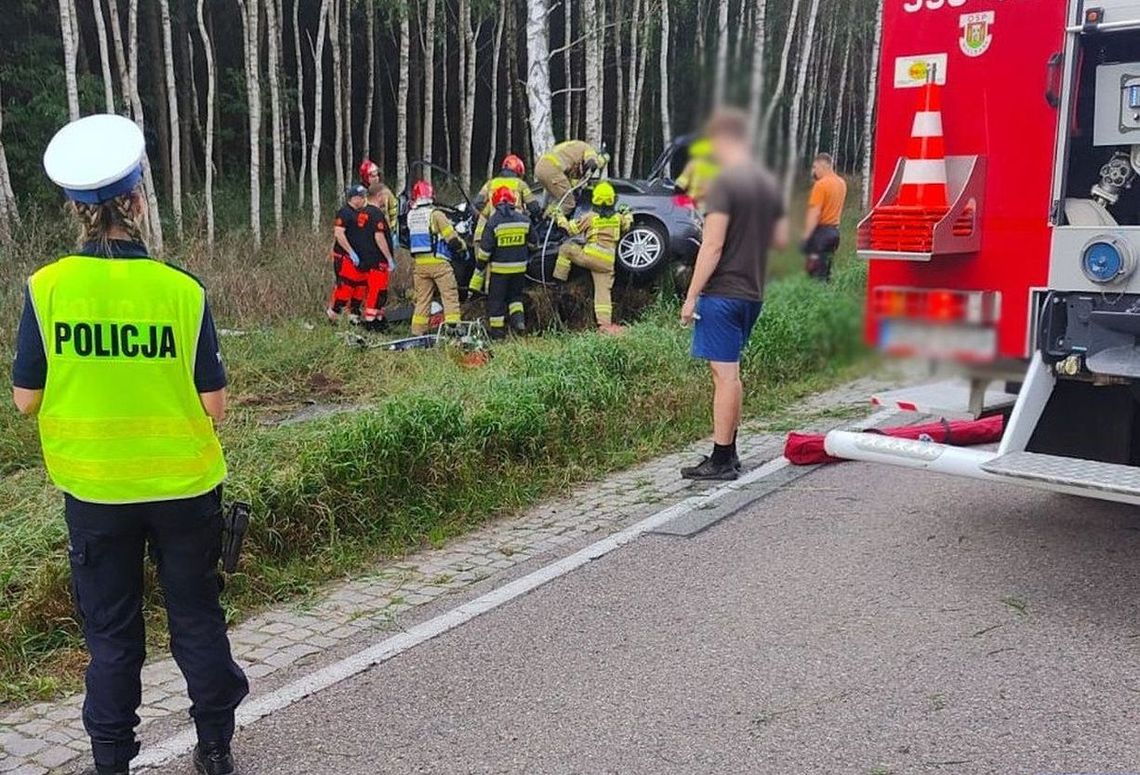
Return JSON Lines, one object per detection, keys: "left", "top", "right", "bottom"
{"left": 358, "top": 158, "right": 399, "bottom": 241}
{"left": 407, "top": 180, "right": 465, "bottom": 335}
{"left": 470, "top": 154, "right": 540, "bottom": 294}
{"left": 478, "top": 186, "right": 532, "bottom": 338}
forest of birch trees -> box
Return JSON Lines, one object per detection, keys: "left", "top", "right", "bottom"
{"left": 0, "top": 0, "right": 882, "bottom": 248}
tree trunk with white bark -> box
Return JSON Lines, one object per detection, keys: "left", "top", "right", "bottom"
{"left": 487, "top": 0, "right": 506, "bottom": 177}
{"left": 238, "top": 0, "right": 262, "bottom": 248}
{"left": 292, "top": 0, "right": 307, "bottom": 207}
{"left": 265, "top": 0, "right": 284, "bottom": 236}
{"left": 92, "top": 0, "right": 116, "bottom": 112}
{"left": 196, "top": 0, "right": 216, "bottom": 249}
{"left": 59, "top": 0, "right": 81, "bottom": 120}
{"left": 659, "top": 0, "right": 672, "bottom": 147}
{"left": 310, "top": 0, "right": 332, "bottom": 230}
{"left": 363, "top": 0, "right": 375, "bottom": 156}
{"left": 758, "top": 0, "right": 801, "bottom": 148}
{"left": 783, "top": 0, "right": 822, "bottom": 200}
{"left": 158, "top": 0, "right": 182, "bottom": 237}
{"left": 712, "top": 0, "right": 729, "bottom": 106}
{"left": 583, "top": 0, "right": 602, "bottom": 146}
{"left": 343, "top": 0, "right": 353, "bottom": 174}
{"left": 396, "top": 1, "right": 409, "bottom": 191}
{"left": 830, "top": 26, "right": 852, "bottom": 160}
{"left": 128, "top": 0, "right": 164, "bottom": 251}
{"left": 0, "top": 80, "right": 19, "bottom": 240}
{"left": 525, "top": 0, "right": 556, "bottom": 156}
{"left": 747, "top": 0, "right": 768, "bottom": 139}
{"left": 330, "top": 0, "right": 345, "bottom": 193}
{"left": 460, "top": 0, "right": 476, "bottom": 192}
{"left": 861, "top": 0, "right": 883, "bottom": 207}
{"left": 422, "top": 0, "right": 437, "bottom": 175}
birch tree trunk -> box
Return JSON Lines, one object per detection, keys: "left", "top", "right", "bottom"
{"left": 196, "top": 0, "right": 216, "bottom": 248}
{"left": 311, "top": 0, "right": 332, "bottom": 230}
{"left": 712, "top": 0, "right": 729, "bottom": 106}
{"left": 92, "top": 0, "right": 116, "bottom": 111}
{"left": 442, "top": 26, "right": 451, "bottom": 169}
{"left": 128, "top": 0, "right": 164, "bottom": 251}
{"left": 746, "top": 0, "right": 767, "bottom": 139}
{"left": 583, "top": 0, "right": 602, "bottom": 146}
{"left": 487, "top": 0, "right": 506, "bottom": 177}
{"left": 107, "top": 0, "right": 132, "bottom": 112}
{"left": 460, "top": 0, "right": 476, "bottom": 191}
{"left": 861, "top": 0, "right": 883, "bottom": 207}
{"left": 659, "top": 0, "right": 672, "bottom": 147}
{"left": 396, "top": 1, "right": 409, "bottom": 191}
{"left": 292, "top": 0, "right": 308, "bottom": 207}
{"left": 623, "top": 0, "right": 649, "bottom": 178}
{"left": 265, "top": 0, "right": 284, "bottom": 236}
{"left": 59, "top": 0, "right": 81, "bottom": 120}
{"left": 363, "top": 0, "right": 375, "bottom": 155}
{"left": 158, "top": 0, "right": 182, "bottom": 237}
{"left": 562, "top": 0, "right": 572, "bottom": 137}
{"left": 330, "top": 0, "right": 345, "bottom": 192}
{"left": 782, "top": 0, "right": 822, "bottom": 200}
{"left": 613, "top": 0, "right": 624, "bottom": 167}
{"left": 239, "top": 0, "right": 263, "bottom": 248}
{"left": 525, "top": 0, "right": 556, "bottom": 155}
{"left": 0, "top": 81, "right": 19, "bottom": 239}
{"left": 830, "top": 26, "right": 852, "bottom": 160}
{"left": 423, "top": 0, "right": 437, "bottom": 172}
{"left": 758, "top": 0, "right": 801, "bottom": 148}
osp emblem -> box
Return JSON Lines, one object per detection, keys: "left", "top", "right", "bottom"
{"left": 959, "top": 11, "right": 994, "bottom": 57}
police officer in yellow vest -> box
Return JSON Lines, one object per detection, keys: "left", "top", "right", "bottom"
{"left": 553, "top": 181, "right": 633, "bottom": 332}
{"left": 11, "top": 115, "right": 248, "bottom": 775}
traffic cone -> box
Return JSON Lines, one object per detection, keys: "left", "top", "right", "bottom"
{"left": 897, "top": 80, "right": 949, "bottom": 208}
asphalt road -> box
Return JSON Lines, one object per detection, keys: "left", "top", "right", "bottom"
{"left": 183, "top": 463, "right": 1140, "bottom": 775}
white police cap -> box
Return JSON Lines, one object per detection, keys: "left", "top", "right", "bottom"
{"left": 43, "top": 114, "right": 145, "bottom": 204}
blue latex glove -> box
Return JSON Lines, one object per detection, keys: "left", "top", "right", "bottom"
{"left": 391, "top": 233, "right": 401, "bottom": 251}
{"left": 349, "top": 249, "right": 360, "bottom": 267}
{"left": 387, "top": 254, "right": 398, "bottom": 272}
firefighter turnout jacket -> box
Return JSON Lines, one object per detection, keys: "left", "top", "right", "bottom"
{"left": 561, "top": 207, "right": 633, "bottom": 266}
{"left": 479, "top": 205, "right": 532, "bottom": 274}
{"left": 542, "top": 140, "right": 603, "bottom": 181}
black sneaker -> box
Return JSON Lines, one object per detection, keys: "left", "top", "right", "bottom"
{"left": 193, "top": 742, "right": 236, "bottom": 775}
{"left": 732, "top": 455, "right": 742, "bottom": 472}
{"left": 81, "top": 768, "right": 128, "bottom": 775}
{"left": 681, "top": 456, "right": 740, "bottom": 481}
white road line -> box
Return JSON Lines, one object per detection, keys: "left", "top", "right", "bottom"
{"left": 135, "top": 452, "right": 802, "bottom": 769}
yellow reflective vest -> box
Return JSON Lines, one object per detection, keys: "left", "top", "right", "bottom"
{"left": 27, "top": 256, "right": 227, "bottom": 504}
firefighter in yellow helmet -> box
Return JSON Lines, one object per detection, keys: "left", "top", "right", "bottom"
{"left": 553, "top": 180, "right": 633, "bottom": 332}
{"left": 470, "top": 154, "right": 541, "bottom": 294}
{"left": 675, "top": 138, "right": 720, "bottom": 214}
{"left": 535, "top": 140, "right": 608, "bottom": 216}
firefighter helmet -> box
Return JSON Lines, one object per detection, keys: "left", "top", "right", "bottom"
{"left": 501, "top": 154, "right": 526, "bottom": 177}
{"left": 492, "top": 186, "right": 517, "bottom": 208}
{"left": 591, "top": 181, "right": 616, "bottom": 208}
{"left": 359, "top": 158, "right": 380, "bottom": 185}
{"left": 689, "top": 138, "right": 713, "bottom": 159}
{"left": 411, "top": 180, "right": 434, "bottom": 204}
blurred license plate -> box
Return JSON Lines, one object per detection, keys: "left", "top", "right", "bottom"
{"left": 880, "top": 320, "right": 997, "bottom": 362}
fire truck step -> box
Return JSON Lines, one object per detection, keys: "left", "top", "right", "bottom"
{"left": 871, "top": 380, "right": 1017, "bottom": 420}
{"left": 980, "top": 452, "right": 1140, "bottom": 500}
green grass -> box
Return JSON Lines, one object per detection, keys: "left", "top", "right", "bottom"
{"left": 0, "top": 196, "right": 870, "bottom": 704}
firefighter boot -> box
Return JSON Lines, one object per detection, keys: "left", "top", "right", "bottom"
{"left": 509, "top": 302, "right": 526, "bottom": 334}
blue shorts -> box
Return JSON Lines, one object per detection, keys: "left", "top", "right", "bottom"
{"left": 691, "top": 295, "right": 763, "bottom": 363}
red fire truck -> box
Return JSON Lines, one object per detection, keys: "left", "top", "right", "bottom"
{"left": 825, "top": 0, "right": 1140, "bottom": 503}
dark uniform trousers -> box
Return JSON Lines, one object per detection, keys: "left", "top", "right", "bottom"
{"left": 66, "top": 488, "right": 249, "bottom": 769}
{"left": 803, "top": 225, "right": 841, "bottom": 281}
{"left": 486, "top": 271, "right": 527, "bottom": 338}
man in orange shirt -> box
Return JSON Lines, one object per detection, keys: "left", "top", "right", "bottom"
{"left": 802, "top": 153, "right": 847, "bottom": 281}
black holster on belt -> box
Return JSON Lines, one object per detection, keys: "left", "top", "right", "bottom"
{"left": 221, "top": 501, "right": 251, "bottom": 573}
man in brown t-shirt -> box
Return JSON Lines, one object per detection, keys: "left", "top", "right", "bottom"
{"left": 680, "top": 108, "right": 789, "bottom": 481}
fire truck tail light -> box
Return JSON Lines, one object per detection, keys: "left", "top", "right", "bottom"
{"left": 873, "top": 287, "right": 1000, "bottom": 325}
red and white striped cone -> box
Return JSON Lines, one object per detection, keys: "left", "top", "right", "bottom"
{"left": 897, "top": 80, "right": 949, "bottom": 208}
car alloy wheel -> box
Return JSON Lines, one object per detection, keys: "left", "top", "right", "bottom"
{"left": 619, "top": 225, "right": 665, "bottom": 273}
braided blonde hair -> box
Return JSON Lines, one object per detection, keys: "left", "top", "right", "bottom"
{"left": 73, "top": 191, "right": 147, "bottom": 254}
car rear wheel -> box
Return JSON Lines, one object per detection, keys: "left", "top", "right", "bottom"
{"left": 617, "top": 222, "right": 668, "bottom": 277}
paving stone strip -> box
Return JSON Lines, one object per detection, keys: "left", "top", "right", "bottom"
{"left": 0, "top": 374, "right": 902, "bottom": 774}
